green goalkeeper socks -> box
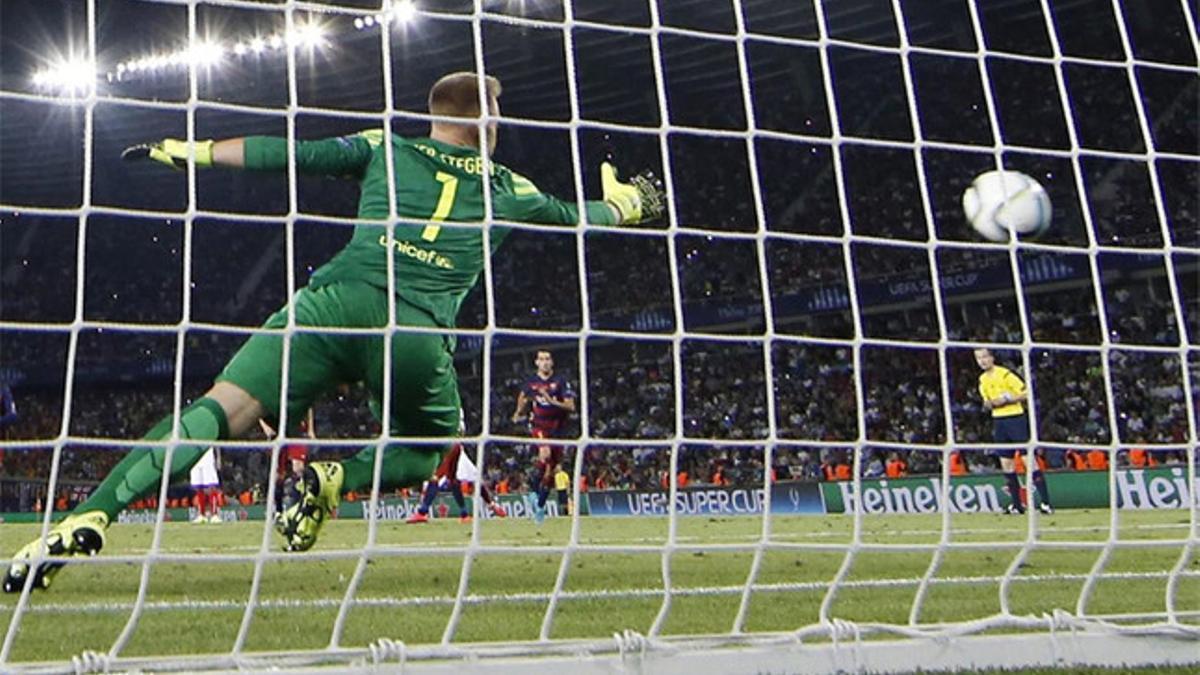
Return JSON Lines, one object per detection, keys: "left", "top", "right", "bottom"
{"left": 75, "top": 398, "right": 229, "bottom": 521}
{"left": 339, "top": 443, "right": 441, "bottom": 496}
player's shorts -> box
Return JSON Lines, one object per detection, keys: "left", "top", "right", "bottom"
{"left": 190, "top": 448, "right": 220, "bottom": 488}
{"left": 991, "top": 414, "right": 1029, "bottom": 458}
{"left": 455, "top": 447, "right": 480, "bottom": 484}
{"left": 433, "top": 444, "right": 460, "bottom": 481}
{"left": 217, "top": 281, "right": 460, "bottom": 456}
{"left": 531, "top": 427, "right": 564, "bottom": 468}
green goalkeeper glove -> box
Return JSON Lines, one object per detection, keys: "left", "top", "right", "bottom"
{"left": 601, "top": 161, "right": 666, "bottom": 225}
{"left": 121, "top": 138, "right": 214, "bottom": 170}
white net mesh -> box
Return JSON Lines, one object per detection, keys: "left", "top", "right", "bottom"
{"left": 0, "top": 0, "right": 1197, "bottom": 672}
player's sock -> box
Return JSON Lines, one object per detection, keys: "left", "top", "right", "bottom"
{"left": 191, "top": 493, "right": 206, "bottom": 523}
{"left": 451, "top": 478, "right": 465, "bottom": 509}
{"left": 418, "top": 480, "right": 438, "bottom": 515}
{"left": 450, "top": 481, "right": 467, "bottom": 517}
{"left": 1032, "top": 471, "right": 1051, "bottom": 507}
{"left": 536, "top": 485, "right": 549, "bottom": 510}
{"left": 1003, "top": 473, "right": 1023, "bottom": 512}
{"left": 76, "top": 398, "right": 228, "bottom": 522}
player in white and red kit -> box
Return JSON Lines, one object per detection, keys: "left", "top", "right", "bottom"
{"left": 189, "top": 447, "right": 222, "bottom": 523}
{"left": 510, "top": 350, "right": 575, "bottom": 524}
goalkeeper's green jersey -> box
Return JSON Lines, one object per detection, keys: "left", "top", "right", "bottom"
{"left": 243, "top": 131, "right": 616, "bottom": 327}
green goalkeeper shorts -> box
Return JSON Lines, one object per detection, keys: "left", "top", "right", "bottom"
{"left": 216, "top": 281, "right": 460, "bottom": 441}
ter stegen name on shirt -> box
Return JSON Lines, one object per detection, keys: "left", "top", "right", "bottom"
{"left": 375, "top": 142, "right": 505, "bottom": 270}
{"left": 412, "top": 142, "right": 498, "bottom": 176}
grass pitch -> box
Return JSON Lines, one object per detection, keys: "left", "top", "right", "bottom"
{"left": 0, "top": 508, "right": 1195, "bottom": 666}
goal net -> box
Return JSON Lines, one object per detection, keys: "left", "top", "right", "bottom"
{"left": 0, "top": 0, "right": 1196, "bottom": 672}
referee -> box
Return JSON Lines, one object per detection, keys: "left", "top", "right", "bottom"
{"left": 975, "top": 349, "right": 1053, "bottom": 515}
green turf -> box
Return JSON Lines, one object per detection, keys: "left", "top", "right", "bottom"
{"left": 0, "top": 509, "right": 1194, "bottom": 668}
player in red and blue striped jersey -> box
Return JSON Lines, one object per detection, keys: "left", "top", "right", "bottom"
{"left": 511, "top": 351, "right": 575, "bottom": 524}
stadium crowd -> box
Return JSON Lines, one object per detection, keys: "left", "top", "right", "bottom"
{"left": 1, "top": 324, "right": 1192, "bottom": 513}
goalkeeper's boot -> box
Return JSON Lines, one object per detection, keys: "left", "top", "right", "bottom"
{"left": 276, "top": 462, "right": 344, "bottom": 552}
{"left": 489, "top": 503, "right": 508, "bottom": 518}
{"left": 406, "top": 511, "right": 430, "bottom": 525}
{"left": 3, "top": 511, "right": 108, "bottom": 593}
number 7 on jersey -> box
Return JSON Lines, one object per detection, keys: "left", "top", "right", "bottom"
{"left": 421, "top": 171, "right": 458, "bottom": 242}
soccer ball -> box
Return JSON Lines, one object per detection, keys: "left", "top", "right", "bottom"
{"left": 961, "top": 170, "right": 1051, "bottom": 242}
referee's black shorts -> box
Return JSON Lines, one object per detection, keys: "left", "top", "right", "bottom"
{"left": 991, "top": 414, "right": 1029, "bottom": 458}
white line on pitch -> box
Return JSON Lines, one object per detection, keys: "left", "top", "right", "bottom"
{"left": 1, "top": 569, "right": 1194, "bottom": 615}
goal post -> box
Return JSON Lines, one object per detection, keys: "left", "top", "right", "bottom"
{"left": 0, "top": 0, "right": 1196, "bottom": 672}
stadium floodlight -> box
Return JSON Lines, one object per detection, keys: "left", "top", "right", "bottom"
{"left": 268, "top": 34, "right": 284, "bottom": 49}
{"left": 30, "top": 57, "right": 95, "bottom": 94}
{"left": 290, "top": 22, "right": 327, "bottom": 50}
{"left": 250, "top": 37, "right": 266, "bottom": 53}
{"left": 189, "top": 41, "right": 225, "bottom": 67}
{"left": 391, "top": 1, "right": 418, "bottom": 24}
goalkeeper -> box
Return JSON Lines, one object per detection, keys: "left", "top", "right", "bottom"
{"left": 5, "top": 71, "right": 665, "bottom": 592}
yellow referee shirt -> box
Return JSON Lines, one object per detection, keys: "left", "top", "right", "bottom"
{"left": 978, "top": 365, "right": 1026, "bottom": 418}
{"left": 554, "top": 468, "right": 570, "bottom": 492}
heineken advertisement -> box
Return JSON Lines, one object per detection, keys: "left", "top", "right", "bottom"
{"left": 587, "top": 483, "right": 825, "bottom": 517}
{"left": 820, "top": 467, "right": 1199, "bottom": 515}
{"left": 350, "top": 492, "right": 574, "bottom": 521}
{"left": 1112, "top": 467, "right": 1197, "bottom": 509}
{"left": 821, "top": 475, "right": 1007, "bottom": 514}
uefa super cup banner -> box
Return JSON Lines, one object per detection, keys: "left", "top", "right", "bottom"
{"left": 819, "top": 467, "right": 1198, "bottom": 514}
{"left": 587, "top": 483, "right": 825, "bottom": 517}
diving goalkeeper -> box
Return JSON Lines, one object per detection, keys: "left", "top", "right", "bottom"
{"left": 5, "top": 71, "right": 665, "bottom": 592}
